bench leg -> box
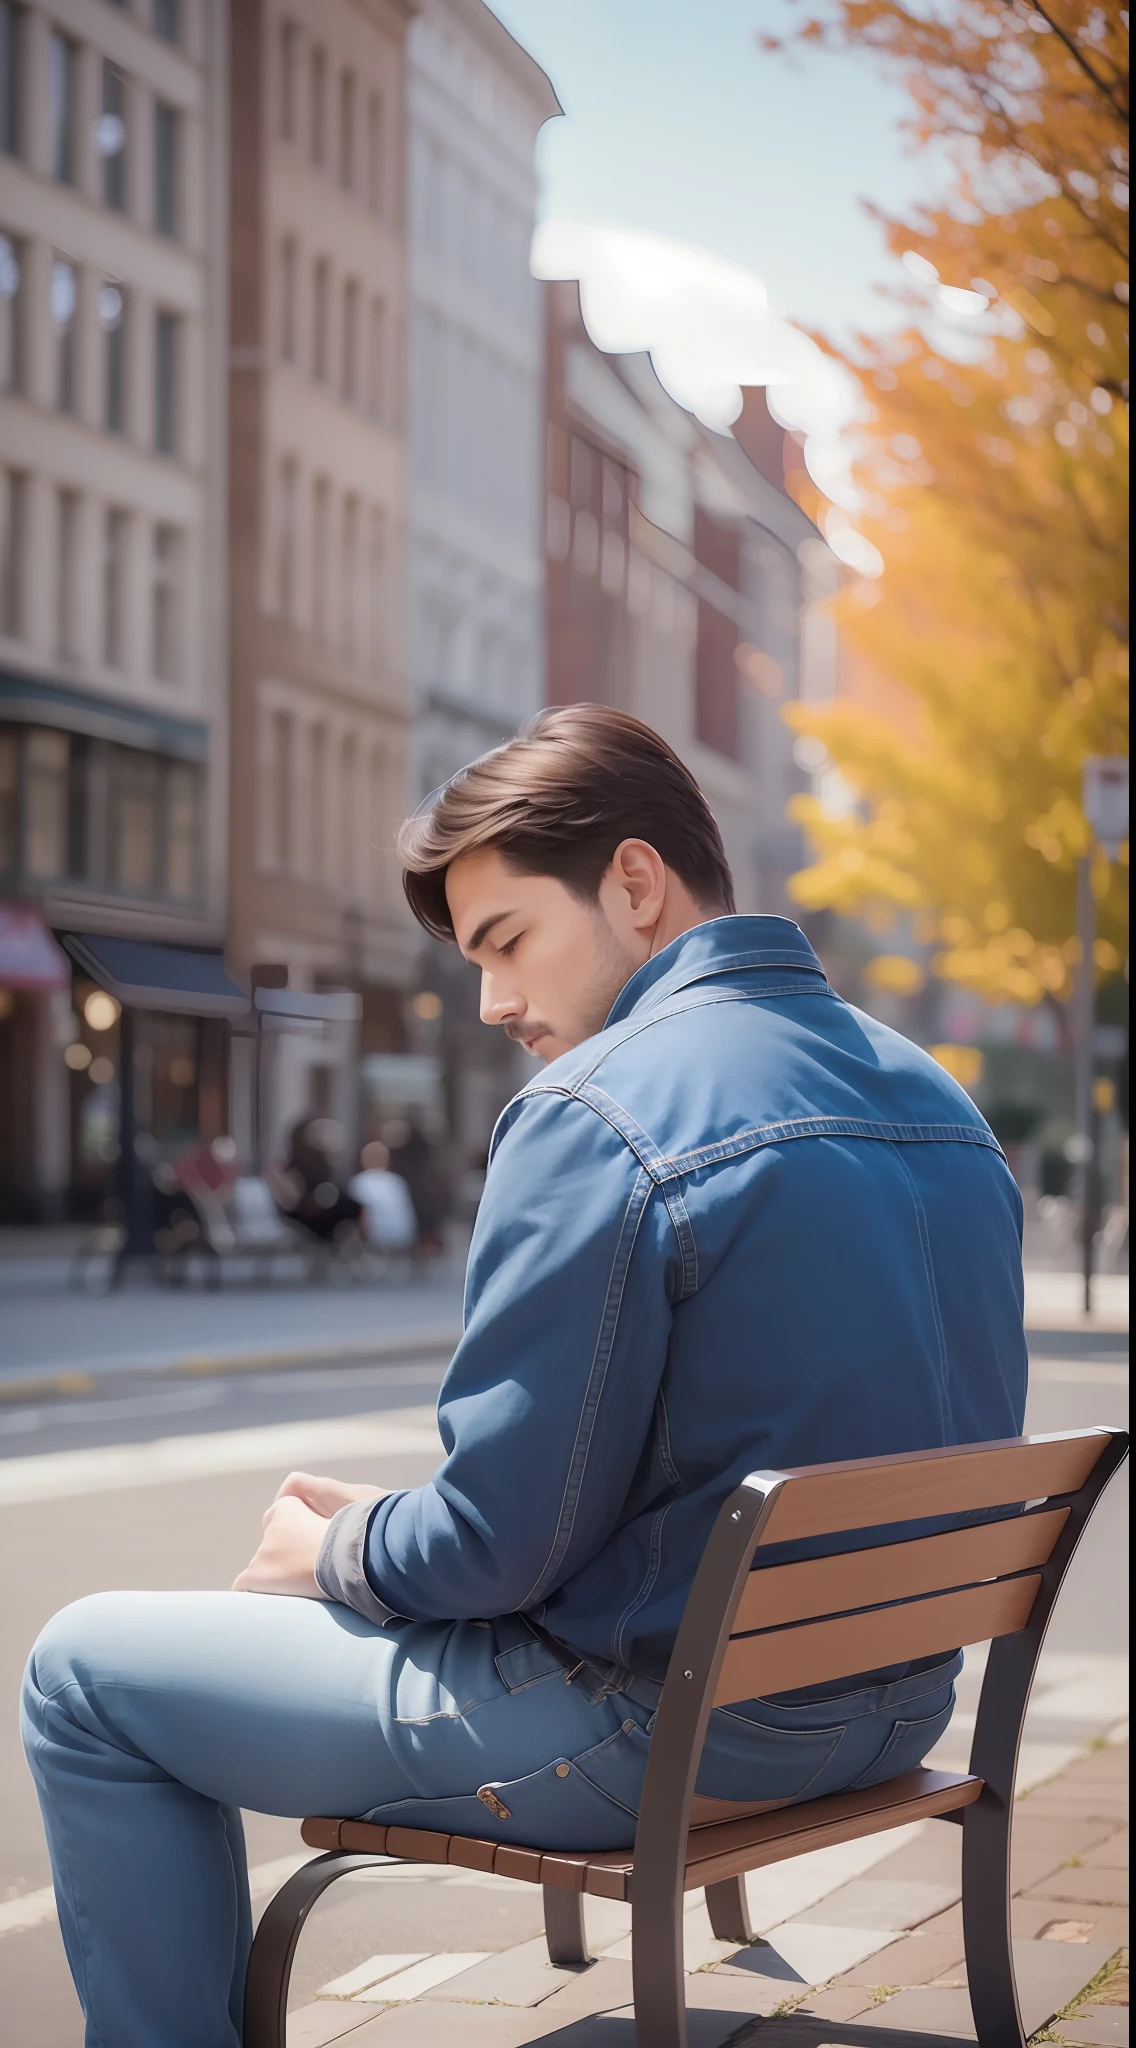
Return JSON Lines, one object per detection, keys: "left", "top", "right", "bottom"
{"left": 631, "top": 1884, "right": 687, "bottom": 2048}
{"left": 543, "top": 1884, "right": 590, "bottom": 1966}
{"left": 961, "top": 1792, "right": 1025, "bottom": 2047}
{"left": 243, "top": 1851, "right": 389, "bottom": 2048}
{"left": 705, "top": 1875, "right": 753, "bottom": 1945}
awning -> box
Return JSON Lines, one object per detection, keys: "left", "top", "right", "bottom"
{"left": 0, "top": 904, "right": 71, "bottom": 991}
{"left": 61, "top": 934, "right": 251, "bottom": 1020}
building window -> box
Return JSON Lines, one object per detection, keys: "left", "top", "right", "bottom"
{"left": 339, "top": 732, "right": 356, "bottom": 893}
{"left": 341, "top": 278, "right": 357, "bottom": 401}
{"left": 51, "top": 258, "right": 77, "bottom": 413}
{"left": 99, "top": 62, "right": 128, "bottom": 212}
{"left": 366, "top": 92, "right": 383, "bottom": 213}
{"left": 56, "top": 488, "right": 79, "bottom": 659}
{"left": 109, "top": 745, "right": 159, "bottom": 893}
{"left": 312, "top": 258, "right": 329, "bottom": 380}
{"left": 368, "top": 297, "right": 385, "bottom": 419}
{"left": 0, "top": 727, "right": 15, "bottom": 869}
{"left": 1, "top": 2, "right": 22, "bottom": 158}
{"left": 154, "top": 311, "right": 178, "bottom": 453}
{"left": 312, "top": 478, "right": 329, "bottom": 639}
{"left": 151, "top": 524, "right": 180, "bottom": 682}
{"left": 369, "top": 745, "right": 386, "bottom": 893}
{"left": 280, "top": 235, "right": 297, "bottom": 361}
{"left": 0, "top": 232, "right": 21, "bottom": 390}
{"left": 368, "top": 508, "right": 384, "bottom": 666}
{"left": 103, "top": 508, "right": 128, "bottom": 667}
{"left": 165, "top": 761, "right": 199, "bottom": 898}
{"left": 153, "top": 0, "right": 179, "bottom": 44}
{"left": 49, "top": 32, "right": 75, "bottom": 184}
{"left": 268, "top": 709, "right": 293, "bottom": 870}
{"left": 279, "top": 20, "right": 300, "bottom": 141}
{"left": 153, "top": 103, "right": 178, "bottom": 236}
{"left": 338, "top": 69, "right": 354, "bottom": 189}
{"left": 100, "top": 282, "right": 126, "bottom": 432}
{"left": 0, "top": 468, "right": 23, "bottom": 635}
{"left": 310, "top": 723, "right": 327, "bottom": 878}
{"left": 309, "top": 45, "right": 326, "bottom": 167}
{"left": 341, "top": 494, "right": 358, "bottom": 659}
{"left": 25, "top": 728, "right": 71, "bottom": 879}
{"left": 276, "top": 456, "right": 297, "bottom": 617}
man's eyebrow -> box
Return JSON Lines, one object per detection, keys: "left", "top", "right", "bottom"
{"left": 466, "top": 909, "right": 517, "bottom": 954}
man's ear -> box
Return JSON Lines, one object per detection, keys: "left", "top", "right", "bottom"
{"left": 610, "top": 840, "right": 668, "bottom": 929}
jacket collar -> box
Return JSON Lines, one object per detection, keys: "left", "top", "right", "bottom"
{"left": 605, "top": 915, "right": 828, "bottom": 1029}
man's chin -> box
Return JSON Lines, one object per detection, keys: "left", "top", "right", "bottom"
{"left": 524, "top": 1032, "right": 559, "bottom": 1061}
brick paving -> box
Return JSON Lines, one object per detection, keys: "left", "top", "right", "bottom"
{"left": 283, "top": 1736, "right": 1128, "bottom": 2045}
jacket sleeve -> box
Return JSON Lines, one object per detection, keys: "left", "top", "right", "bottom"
{"left": 316, "top": 1085, "right": 679, "bottom": 1624}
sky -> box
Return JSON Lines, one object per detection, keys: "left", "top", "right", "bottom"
{"left": 485, "top": 1, "right": 958, "bottom": 530}
{"left": 487, "top": 0, "right": 948, "bottom": 343}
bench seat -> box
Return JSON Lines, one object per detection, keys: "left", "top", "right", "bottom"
{"left": 301, "top": 1763, "right": 983, "bottom": 1904}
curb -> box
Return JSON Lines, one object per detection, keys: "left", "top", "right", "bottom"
{"left": 0, "top": 1326, "right": 463, "bottom": 1408}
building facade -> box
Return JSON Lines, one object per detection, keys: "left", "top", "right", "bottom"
{"left": 226, "top": 0, "right": 417, "bottom": 1165}
{"left": 403, "top": 0, "right": 558, "bottom": 1174}
{"left": 545, "top": 281, "right": 840, "bottom": 919}
{"left": 0, "top": 0, "right": 229, "bottom": 1218}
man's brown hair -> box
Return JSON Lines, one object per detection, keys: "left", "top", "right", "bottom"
{"left": 398, "top": 705, "right": 736, "bottom": 940}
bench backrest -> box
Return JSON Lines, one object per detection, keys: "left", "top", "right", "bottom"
{"left": 632, "top": 1425, "right": 1128, "bottom": 1909}
{"left": 714, "top": 1430, "right": 1109, "bottom": 1704}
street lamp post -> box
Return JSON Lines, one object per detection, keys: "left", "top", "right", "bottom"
{"left": 1071, "top": 756, "right": 1129, "bottom": 1316}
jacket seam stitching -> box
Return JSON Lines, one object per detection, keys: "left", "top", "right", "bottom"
{"left": 653, "top": 1119, "right": 1002, "bottom": 1179}
{"left": 518, "top": 1165, "right": 654, "bottom": 1609}
{"left": 888, "top": 1141, "right": 953, "bottom": 1438}
{"left": 612, "top": 1499, "right": 674, "bottom": 1665}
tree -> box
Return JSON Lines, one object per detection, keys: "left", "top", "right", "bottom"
{"left": 766, "top": 1, "right": 1129, "bottom": 1010}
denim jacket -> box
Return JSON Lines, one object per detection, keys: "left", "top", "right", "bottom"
{"left": 318, "top": 917, "right": 1027, "bottom": 1679}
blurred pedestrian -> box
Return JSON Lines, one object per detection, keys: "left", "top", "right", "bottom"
{"left": 268, "top": 1117, "right": 360, "bottom": 1244}
{"left": 383, "top": 1114, "right": 448, "bottom": 1254}
{"left": 348, "top": 1140, "right": 417, "bottom": 1252}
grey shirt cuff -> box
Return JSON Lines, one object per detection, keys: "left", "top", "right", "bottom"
{"left": 315, "top": 1498, "right": 403, "bottom": 1626}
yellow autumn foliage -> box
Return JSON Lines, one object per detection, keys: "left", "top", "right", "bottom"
{"left": 769, "top": 1, "right": 1129, "bottom": 1005}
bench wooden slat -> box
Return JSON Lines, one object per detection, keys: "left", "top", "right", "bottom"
{"left": 714, "top": 1571, "right": 1040, "bottom": 1705}
{"left": 680, "top": 1767, "right": 982, "bottom": 1892}
{"left": 731, "top": 1506, "right": 1067, "bottom": 1636}
{"left": 754, "top": 1432, "right": 1106, "bottom": 1547}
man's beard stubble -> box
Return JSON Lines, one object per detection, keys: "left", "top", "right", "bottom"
{"left": 504, "top": 907, "right": 638, "bottom": 1057}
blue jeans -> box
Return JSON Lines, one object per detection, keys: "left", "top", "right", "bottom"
{"left": 21, "top": 1591, "right": 958, "bottom": 2048}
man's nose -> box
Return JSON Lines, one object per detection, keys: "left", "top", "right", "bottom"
{"left": 480, "top": 971, "right": 523, "bottom": 1028}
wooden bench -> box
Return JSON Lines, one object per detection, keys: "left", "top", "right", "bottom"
{"left": 245, "top": 1424, "right": 1128, "bottom": 2047}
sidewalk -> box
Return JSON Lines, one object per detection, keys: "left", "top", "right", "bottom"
{"left": 0, "top": 1261, "right": 1125, "bottom": 1407}
{"left": 281, "top": 1736, "right": 1129, "bottom": 2046}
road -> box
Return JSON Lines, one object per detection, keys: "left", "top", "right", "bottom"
{"left": 0, "top": 1322, "right": 1127, "bottom": 2046}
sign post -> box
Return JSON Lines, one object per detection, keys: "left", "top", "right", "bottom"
{"left": 1071, "top": 757, "right": 1129, "bottom": 1315}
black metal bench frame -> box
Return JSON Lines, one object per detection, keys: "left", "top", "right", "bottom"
{"left": 245, "top": 1424, "right": 1127, "bottom": 2047}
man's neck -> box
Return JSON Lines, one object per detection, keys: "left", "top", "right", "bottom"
{"left": 646, "top": 890, "right": 721, "bottom": 960}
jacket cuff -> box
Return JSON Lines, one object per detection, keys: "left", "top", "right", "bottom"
{"left": 315, "top": 1499, "right": 403, "bottom": 1625}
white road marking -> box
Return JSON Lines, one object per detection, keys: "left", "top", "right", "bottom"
{"left": 318, "top": 1952, "right": 428, "bottom": 1998}
{"left": 0, "top": 1408, "right": 443, "bottom": 1506}
{"left": 0, "top": 1851, "right": 313, "bottom": 1939}
{"left": 343, "top": 1952, "right": 490, "bottom": 2001}
{"left": 1029, "top": 1358, "right": 1129, "bottom": 1385}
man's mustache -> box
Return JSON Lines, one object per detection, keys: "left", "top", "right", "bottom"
{"left": 503, "top": 1018, "right": 551, "bottom": 1045}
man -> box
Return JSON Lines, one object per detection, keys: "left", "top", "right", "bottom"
{"left": 22, "top": 707, "right": 1027, "bottom": 2048}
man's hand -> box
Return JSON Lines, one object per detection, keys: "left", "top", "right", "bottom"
{"left": 232, "top": 1493, "right": 332, "bottom": 1598}
{"left": 232, "top": 1473, "right": 385, "bottom": 1597}
{"left": 273, "top": 1470, "right": 386, "bottom": 1518}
